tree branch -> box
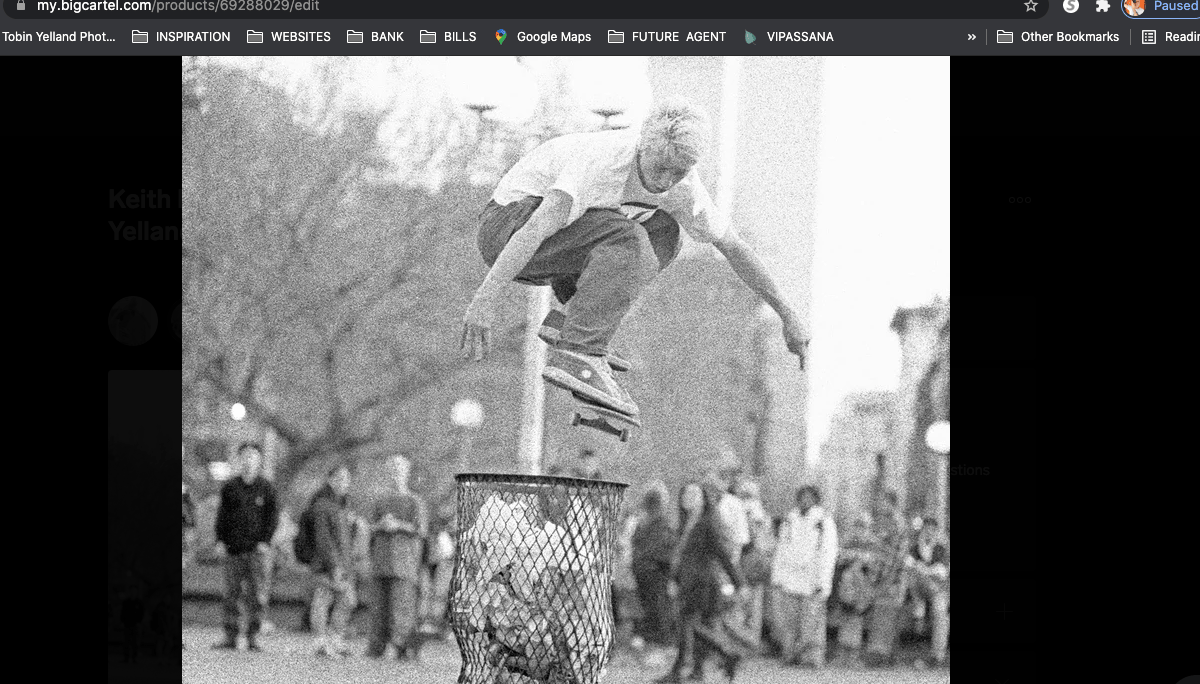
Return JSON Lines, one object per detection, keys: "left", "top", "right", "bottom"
{"left": 198, "top": 356, "right": 307, "bottom": 446}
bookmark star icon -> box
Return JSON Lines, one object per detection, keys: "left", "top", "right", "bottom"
{"left": 1025, "top": 0, "right": 1037, "bottom": 9}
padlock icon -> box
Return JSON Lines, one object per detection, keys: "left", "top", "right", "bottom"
{"left": 18, "top": 0, "right": 26, "bottom": 10}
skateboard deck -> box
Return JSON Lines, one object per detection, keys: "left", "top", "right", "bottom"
{"left": 568, "top": 392, "right": 641, "bottom": 442}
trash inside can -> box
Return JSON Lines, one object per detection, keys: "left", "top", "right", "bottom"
{"left": 448, "top": 473, "right": 628, "bottom": 684}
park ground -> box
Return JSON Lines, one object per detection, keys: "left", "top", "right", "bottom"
{"left": 116, "top": 625, "right": 951, "bottom": 684}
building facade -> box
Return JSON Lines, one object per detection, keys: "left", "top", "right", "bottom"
{"left": 818, "top": 391, "right": 896, "bottom": 529}
{"left": 889, "top": 298, "right": 950, "bottom": 521}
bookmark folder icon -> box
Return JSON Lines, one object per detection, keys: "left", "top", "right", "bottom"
{"left": 997, "top": 30, "right": 1013, "bottom": 43}
{"left": 347, "top": 30, "right": 363, "bottom": 43}
{"left": 420, "top": 30, "right": 436, "bottom": 43}
{"left": 247, "top": 30, "right": 263, "bottom": 43}
{"left": 131, "top": 30, "right": 148, "bottom": 43}
{"left": 608, "top": 30, "right": 624, "bottom": 43}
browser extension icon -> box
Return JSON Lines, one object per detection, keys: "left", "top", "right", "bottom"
{"left": 745, "top": 30, "right": 756, "bottom": 44}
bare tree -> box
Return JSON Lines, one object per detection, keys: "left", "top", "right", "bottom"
{"left": 182, "top": 59, "right": 533, "bottom": 492}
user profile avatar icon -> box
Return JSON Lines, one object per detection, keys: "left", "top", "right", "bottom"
{"left": 109, "top": 296, "right": 158, "bottom": 346}
{"left": 1123, "top": 0, "right": 1144, "bottom": 16}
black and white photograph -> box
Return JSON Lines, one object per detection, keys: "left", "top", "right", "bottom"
{"left": 169, "top": 55, "right": 950, "bottom": 684}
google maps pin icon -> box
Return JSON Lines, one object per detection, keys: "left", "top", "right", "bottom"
{"left": 496, "top": 29, "right": 507, "bottom": 44}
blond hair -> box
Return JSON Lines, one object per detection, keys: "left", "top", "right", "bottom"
{"left": 639, "top": 97, "right": 711, "bottom": 169}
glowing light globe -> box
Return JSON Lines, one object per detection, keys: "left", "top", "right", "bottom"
{"left": 925, "top": 420, "right": 950, "bottom": 454}
{"left": 230, "top": 403, "right": 247, "bottom": 421}
{"left": 209, "top": 461, "right": 233, "bottom": 481}
{"left": 451, "top": 399, "right": 484, "bottom": 428}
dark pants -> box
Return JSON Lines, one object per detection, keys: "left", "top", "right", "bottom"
{"left": 668, "top": 582, "right": 742, "bottom": 676}
{"left": 367, "top": 576, "right": 421, "bottom": 656}
{"left": 669, "top": 610, "right": 742, "bottom": 676}
{"left": 634, "top": 564, "right": 675, "bottom": 645}
{"left": 222, "top": 551, "right": 268, "bottom": 638}
{"left": 478, "top": 196, "right": 682, "bottom": 357}
{"left": 311, "top": 571, "right": 355, "bottom": 643}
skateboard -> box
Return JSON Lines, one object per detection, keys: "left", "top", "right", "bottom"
{"left": 568, "top": 392, "right": 641, "bottom": 442}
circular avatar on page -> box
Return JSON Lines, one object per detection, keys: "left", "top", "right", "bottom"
{"left": 109, "top": 296, "right": 158, "bottom": 346}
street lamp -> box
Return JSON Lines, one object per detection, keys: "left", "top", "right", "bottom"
{"left": 592, "top": 107, "right": 625, "bottom": 130}
{"left": 446, "top": 57, "right": 538, "bottom": 126}
{"left": 209, "top": 461, "right": 233, "bottom": 481}
{"left": 925, "top": 419, "right": 950, "bottom": 536}
{"left": 567, "top": 57, "right": 652, "bottom": 130}
{"left": 463, "top": 102, "right": 499, "bottom": 145}
{"left": 463, "top": 103, "right": 498, "bottom": 121}
{"left": 450, "top": 399, "right": 484, "bottom": 477}
{"left": 925, "top": 420, "right": 949, "bottom": 454}
{"left": 452, "top": 59, "right": 549, "bottom": 476}
{"left": 451, "top": 399, "right": 484, "bottom": 429}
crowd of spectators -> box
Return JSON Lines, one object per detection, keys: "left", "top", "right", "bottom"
{"left": 183, "top": 443, "right": 948, "bottom": 675}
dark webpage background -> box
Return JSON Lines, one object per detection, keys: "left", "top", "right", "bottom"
{"left": 10, "top": 59, "right": 183, "bottom": 681}
{"left": 10, "top": 55, "right": 1179, "bottom": 682}
{"left": 954, "top": 58, "right": 1194, "bottom": 684}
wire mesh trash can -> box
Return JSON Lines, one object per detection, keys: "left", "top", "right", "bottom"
{"left": 449, "top": 473, "right": 628, "bottom": 684}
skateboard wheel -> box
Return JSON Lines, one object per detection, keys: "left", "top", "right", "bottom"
{"left": 571, "top": 413, "right": 582, "bottom": 427}
{"left": 620, "top": 429, "right": 630, "bottom": 442}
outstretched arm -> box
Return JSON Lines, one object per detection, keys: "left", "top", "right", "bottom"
{"left": 461, "top": 191, "right": 572, "bottom": 361}
{"left": 713, "top": 231, "right": 810, "bottom": 368}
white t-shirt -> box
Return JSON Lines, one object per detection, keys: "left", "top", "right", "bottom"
{"left": 491, "top": 129, "right": 725, "bottom": 244}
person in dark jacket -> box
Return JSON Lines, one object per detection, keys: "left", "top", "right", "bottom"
{"left": 183, "top": 481, "right": 196, "bottom": 570}
{"left": 656, "top": 481, "right": 749, "bottom": 683}
{"left": 632, "top": 482, "right": 677, "bottom": 647}
{"left": 182, "top": 480, "right": 196, "bottom": 649}
{"left": 183, "top": 445, "right": 196, "bottom": 650}
{"left": 906, "top": 517, "right": 949, "bottom": 667}
{"left": 309, "top": 462, "right": 355, "bottom": 658}
{"left": 366, "top": 455, "right": 428, "bottom": 661}
{"left": 212, "top": 442, "right": 278, "bottom": 651}
{"left": 863, "top": 490, "right": 907, "bottom": 668}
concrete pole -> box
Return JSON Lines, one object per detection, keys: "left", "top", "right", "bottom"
{"left": 518, "top": 286, "right": 552, "bottom": 474}
{"left": 262, "top": 426, "right": 279, "bottom": 481}
{"left": 936, "top": 451, "right": 948, "bottom": 529}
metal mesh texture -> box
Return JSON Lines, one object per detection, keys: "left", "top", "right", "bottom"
{"left": 448, "top": 473, "right": 628, "bottom": 684}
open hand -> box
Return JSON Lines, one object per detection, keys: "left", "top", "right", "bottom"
{"left": 460, "top": 292, "right": 494, "bottom": 362}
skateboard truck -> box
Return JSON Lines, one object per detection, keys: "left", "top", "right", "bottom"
{"left": 569, "top": 392, "right": 640, "bottom": 442}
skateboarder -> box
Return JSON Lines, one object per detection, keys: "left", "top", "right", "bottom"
{"left": 463, "top": 97, "right": 809, "bottom": 416}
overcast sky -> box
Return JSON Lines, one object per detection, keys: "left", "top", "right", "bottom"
{"left": 807, "top": 56, "right": 950, "bottom": 465}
